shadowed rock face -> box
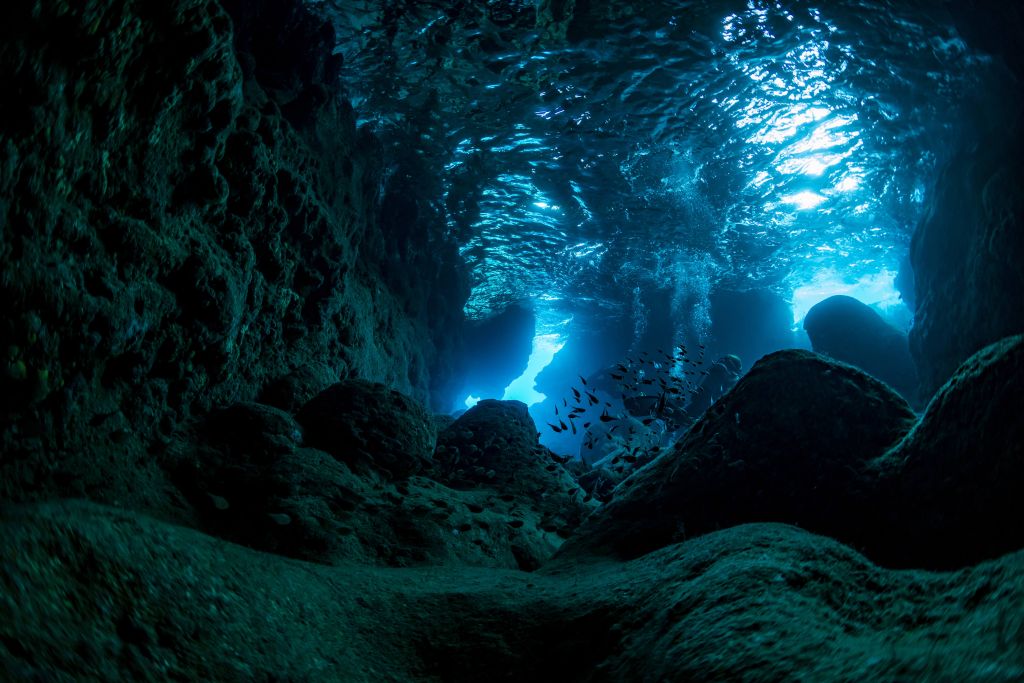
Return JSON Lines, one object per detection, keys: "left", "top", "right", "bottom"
{"left": 556, "top": 349, "right": 918, "bottom": 563}
{"left": 559, "top": 337, "right": 1024, "bottom": 570}
{"left": 908, "top": 2, "right": 1024, "bottom": 401}
{"left": 804, "top": 295, "right": 919, "bottom": 406}
{"left": 0, "top": 0, "right": 466, "bottom": 516}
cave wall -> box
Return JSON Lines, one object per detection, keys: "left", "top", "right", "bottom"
{"left": 0, "top": 0, "right": 467, "bottom": 511}
{"left": 908, "top": 2, "right": 1024, "bottom": 399}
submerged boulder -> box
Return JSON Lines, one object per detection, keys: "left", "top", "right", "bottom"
{"left": 557, "top": 350, "right": 917, "bottom": 562}
{"left": 560, "top": 338, "right": 1024, "bottom": 570}
{"left": 873, "top": 333, "right": 1024, "bottom": 567}
{"left": 296, "top": 379, "right": 436, "bottom": 479}
{"left": 434, "top": 399, "right": 595, "bottom": 568}
{"left": 804, "top": 295, "right": 919, "bottom": 406}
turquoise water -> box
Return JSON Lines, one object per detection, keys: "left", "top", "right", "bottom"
{"left": 329, "top": 0, "right": 987, "bottom": 375}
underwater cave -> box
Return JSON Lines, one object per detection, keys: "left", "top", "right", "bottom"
{"left": 1, "top": 0, "right": 1023, "bottom": 680}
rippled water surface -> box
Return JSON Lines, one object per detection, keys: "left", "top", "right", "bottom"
{"left": 326, "top": 0, "right": 986, "bottom": 335}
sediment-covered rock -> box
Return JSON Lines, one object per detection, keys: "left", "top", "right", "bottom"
{"left": 166, "top": 394, "right": 590, "bottom": 570}
{"left": 3, "top": 500, "right": 1024, "bottom": 682}
{"left": 433, "top": 399, "right": 596, "bottom": 569}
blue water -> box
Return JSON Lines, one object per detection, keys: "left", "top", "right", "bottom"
{"left": 327, "top": 0, "right": 989, "bottom": 408}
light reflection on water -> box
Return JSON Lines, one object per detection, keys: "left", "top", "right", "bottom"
{"left": 329, "top": 0, "right": 982, "bottom": 335}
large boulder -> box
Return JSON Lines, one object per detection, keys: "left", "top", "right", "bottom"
{"left": 556, "top": 350, "right": 917, "bottom": 562}
{"left": 433, "top": 399, "right": 595, "bottom": 569}
{"left": 296, "top": 380, "right": 436, "bottom": 479}
{"left": 559, "top": 338, "right": 1024, "bottom": 570}
{"left": 804, "top": 295, "right": 919, "bottom": 406}
{"left": 872, "top": 334, "right": 1024, "bottom": 567}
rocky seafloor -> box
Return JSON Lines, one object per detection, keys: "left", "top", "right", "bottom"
{"left": 2, "top": 0, "right": 1024, "bottom": 681}
{"left": 4, "top": 337, "right": 1024, "bottom": 681}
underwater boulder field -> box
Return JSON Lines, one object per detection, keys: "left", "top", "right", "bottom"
{"left": 1, "top": 0, "right": 1023, "bottom": 680}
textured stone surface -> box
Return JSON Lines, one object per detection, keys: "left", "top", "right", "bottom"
{"left": 433, "top": 400, "right": 596, "bottom": 569}
{"left": 296, "top": 379, "right": 437, "bottom": 480}
{"left": 0, "top": 0, "right": 466, "bottom": 513}
{"left": 557, "top": 350, "right": 917, "bottom": 562}
{"left": 3, "top": 500, "right": 1024, "bottom": 682}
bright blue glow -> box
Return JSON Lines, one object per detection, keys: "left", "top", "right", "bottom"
{"left": 463, "top": 395, "right": 481, "bottom": 409}
{"left": 781, "top": 190, "right": 828, "bottom": 210}
{"left": 791, "top": 268, "right": 902, "bottom": 323}
{"left": 501, "top": 333, "right": 566, "bottom": 406}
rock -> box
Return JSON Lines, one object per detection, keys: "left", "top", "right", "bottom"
{"left": 3, "top": 500, "right": 1024, "bottom": 681}
{"left": 296, "top": 380, "right": 436, "bottom": 480}
{"left": 908, "top": 70, "right": 1024, "bottom": 399}
{"left": 0, "top": 0, "right": 466, "bottom": 515}
{"left": 433, "top": 399, "right": 596, "bottom": 567}
{"left": 557, "top": 350, "right": 917, "bottom": 562}
{"left": 258, "top": 364, "right": 341, "bottom": 413}
{"left": 804, "top": 295, "right": 919, "bottom": 406}
{"left": 872, "top": 334, "right": 1024, "bottom": 568}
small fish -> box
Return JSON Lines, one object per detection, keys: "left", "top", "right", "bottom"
{"left": 548, "top": 422, "right": 563, "bottom": 433}
{"left": 579, "top": 375, "right": 588, "bottom": 386}
{"left": 572, "top": 387, "right": 581, "bottom": 399}
{"left": 555, "top": 405, "right": 559, "bottom": 416}
{"left": 559, "top": 420, "right": 568, "bottom": 430}
{"left": 586, "top": 391, "right": 599, "bottom": 405}
{"left": 642, "top": 418, "right": 655, "bottom": 426}
{"left": 571, "top": 421, "right": 577, "bottom": 435}
{"left": 583, "top": 421, "right": 591, "bottom": 428}
{"left": 611, "top": 373, "right": 624, "bottom": 380}
{"left": 563, "top": 398, "right": 568, "bottom": 407}
{"left": 623, "top": 455, "right": 637, "bottom": 463}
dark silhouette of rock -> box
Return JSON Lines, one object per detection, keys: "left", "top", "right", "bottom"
{"left": 296, "top": 380, "right": 436, "bottom": 479}
{"left": 908, "top": 2, "right": 1024, "bottom": 400}
{"left": 872, "top": 334, "right": 1024, "bottom": 568}
{"left": 560, "top": 336, "right": 1024, "bottom": 570}
{"left": 459, "top": 303, "right": 536, "bottom": 402}
{"left": 556, "top": 350, "right": 917, "bottom": 563}
{"left": 804, "top": 295, "right": 919, "bottom": 405}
